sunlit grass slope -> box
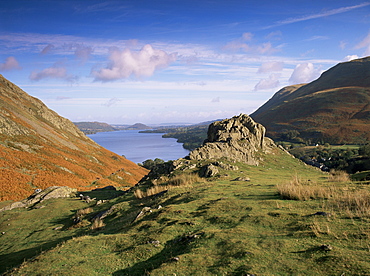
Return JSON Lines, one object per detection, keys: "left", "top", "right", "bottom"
{"left": 2, "top": 147, "right": 369, "bottom": 275}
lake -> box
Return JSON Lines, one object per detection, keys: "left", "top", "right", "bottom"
{"left": 88, "top": 130, "right": 190, "bottom": 164}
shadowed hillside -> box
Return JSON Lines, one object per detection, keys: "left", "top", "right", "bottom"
{"left": 0, "top": 75, "right": 148, "bottom": 201}
{"left": 251, "top": 56, "right": 370, "bottom": 144}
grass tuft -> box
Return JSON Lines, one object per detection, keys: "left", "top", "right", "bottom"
{"left": 329, "top": 189, "right": 370, "bottom": 218}
{"left": 134, "top": 173, "right": 203, "bottom": 199}
{"left": 328, "top": 169, "right": 351, "bottom": 182}
{"left": 277, "top": 175, "right": 334, "bottom": 201}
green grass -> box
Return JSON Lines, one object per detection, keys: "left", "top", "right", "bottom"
{"left": 1, "top": 149, "right": 370, "bottom": 275}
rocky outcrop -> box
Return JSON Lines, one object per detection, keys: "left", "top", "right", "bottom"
{"left": 0, "top": 186, "right": 77, "bottom": 212}
{"left": 189, "top": 114, "right": 275, "bottom": 165}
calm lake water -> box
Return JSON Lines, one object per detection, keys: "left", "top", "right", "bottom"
{"left": 88, "top": 130, "right": 190, "bottom": 164}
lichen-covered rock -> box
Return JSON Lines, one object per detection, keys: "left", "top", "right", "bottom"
{"left": 189, "top": 114, "right": 275, "bottom": 165}
{"left": 0, "top": 186, "right": 77, "bottom": 212}
{"left": 200, "top": 164, "right": 219, "bottom": 177}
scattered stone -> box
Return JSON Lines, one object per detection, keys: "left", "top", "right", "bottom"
{"left": 147, "top": 240, "right": 160, "bottom": 246}
{"left": 53, "top": 226, "right": 63, "bottom": 230}
{"left": 170, "top": 257, "right": 180, "bottom": 262}
{"left": 232, "top": 177, "right": 251, "bottom": 182}
{"left": 95, "top": 200, "right": 104, "bottom": 206}
{"left": 132, "top": 207, "right": 152, "bottom": 223}
{"left": 94, "top": 205, "right": 119, "bottom": 220}
{"left": 320, "top": 244, "right": 333, "bottom": 251}
{"left": 175, "top": 232, "right": 204, "bottom": 244}
{"left": 1, "top": 232, "right": 5, "bottom": 235}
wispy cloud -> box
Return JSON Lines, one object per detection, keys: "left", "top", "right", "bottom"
{"left": 0, "top": 56, "right": 21, "bottom": 71}
{"left": 223, "top": 33, "right": 280, "bottom": 55}
{"left": 29, "top": 62, "right": 78, "bottom": 82}
{"left": 355, "top": 32, "right": 370, "bottom": 56}
{"left": 265, "top": 2, "right": 370, "bottom": 29}
{"left": 40, "top": 44, "right": 55, "bottom": 55}
{"left": 102, "top": 97, "right": 121, "bottom": 107}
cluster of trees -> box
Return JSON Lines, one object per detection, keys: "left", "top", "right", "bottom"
{"left": 290, "top": 144, "right": 370, "bottom": 174}
{"left": 140, "top": 158, "right": 165, "bottom": 170}
{"left": 142, "top": 125, "right": 208, "bottom": 151}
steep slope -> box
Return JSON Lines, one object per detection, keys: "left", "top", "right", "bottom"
{"left": 251, "top": 56, "right": 370, "bottom": 143}
{"left": 0, "top": 75, "right": 148, "bottom": 201}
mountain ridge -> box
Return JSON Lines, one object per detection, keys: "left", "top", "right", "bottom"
{"left": 251, "top": 56, "right": 370, "bottom": 143}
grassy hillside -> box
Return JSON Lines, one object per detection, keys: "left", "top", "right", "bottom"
{"left": 1, "top": 148, "right": 370, "bottom": 275}
{"left": 0, "top": 75, "right": 148, "bottom": 201}
{"left": 251, "top": 57, "right": 370, "bottom": 144}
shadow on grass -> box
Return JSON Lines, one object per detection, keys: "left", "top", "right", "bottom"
{"left": 0, "top": 238, "right": 70, "bottom": 275}
{"left": 112, "top": 234, "right": 198, "bottom": 276}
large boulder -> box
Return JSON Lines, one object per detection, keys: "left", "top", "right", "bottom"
{"left": 189, "top": 114, "right": 275, "bottom": 165}
{"left": 0, "top": 186, "right": 77, "bottom": 212}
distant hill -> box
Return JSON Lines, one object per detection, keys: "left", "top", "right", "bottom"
{"left": 251, "top": 56, "right": 370, "bottom": 144}
{"left": 0, "top": 75, "right": 148, "bottom": 201}
{"left": 74, "top": 121, "right": 117, "bottom": 134}
{"left": 126, "top": 123, "right": 151, "bottom": 130}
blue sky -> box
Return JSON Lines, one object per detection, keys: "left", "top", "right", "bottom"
{"left": 1, "top": 0, "right": 370, "bottom": 124}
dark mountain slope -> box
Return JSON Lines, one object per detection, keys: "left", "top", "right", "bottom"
{"left": 251, "top": 56, "right": 370, "bottom": 143}
{"left": 0, "top": 75, "right": 148, "bottom": 201}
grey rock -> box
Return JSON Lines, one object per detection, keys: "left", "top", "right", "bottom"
{"left": 200, "top": 164, "right": 219, "bottom": 177}
{"left": 0, "top": 186, "right": 77, "bottom": 212}
{"left": 189, "top": 114, "right": 275, "bottom": 165}
{"left": 232, "top": 177, "right": 251, "bottom": 182}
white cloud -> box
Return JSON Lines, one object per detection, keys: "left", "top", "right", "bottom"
{"left": 289, "top": 63, "right": 321, "bottom": 84}
{"left": 344, "top": 55, "right": 359, "bottom": 61}
{"left": 92, "top": 44, "right": 177, "bottom": 81}
{"left": 355, "top": 32, "right": 370, "bottom": 56}
{"left": 30, "top": 64, "right": 77, "bottom": 82}
{"left": 0, "top": 56, "right": 21, "bottom": 71}
{"left": 257, "top": 61, "right": 284, "bottom": 73}
{"left": 254, "top": 74, "right": 280, "bottom": 91}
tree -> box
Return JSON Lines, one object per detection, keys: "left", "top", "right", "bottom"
{"left": 359, "top": 144, "right": 370, "bottom": 156}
